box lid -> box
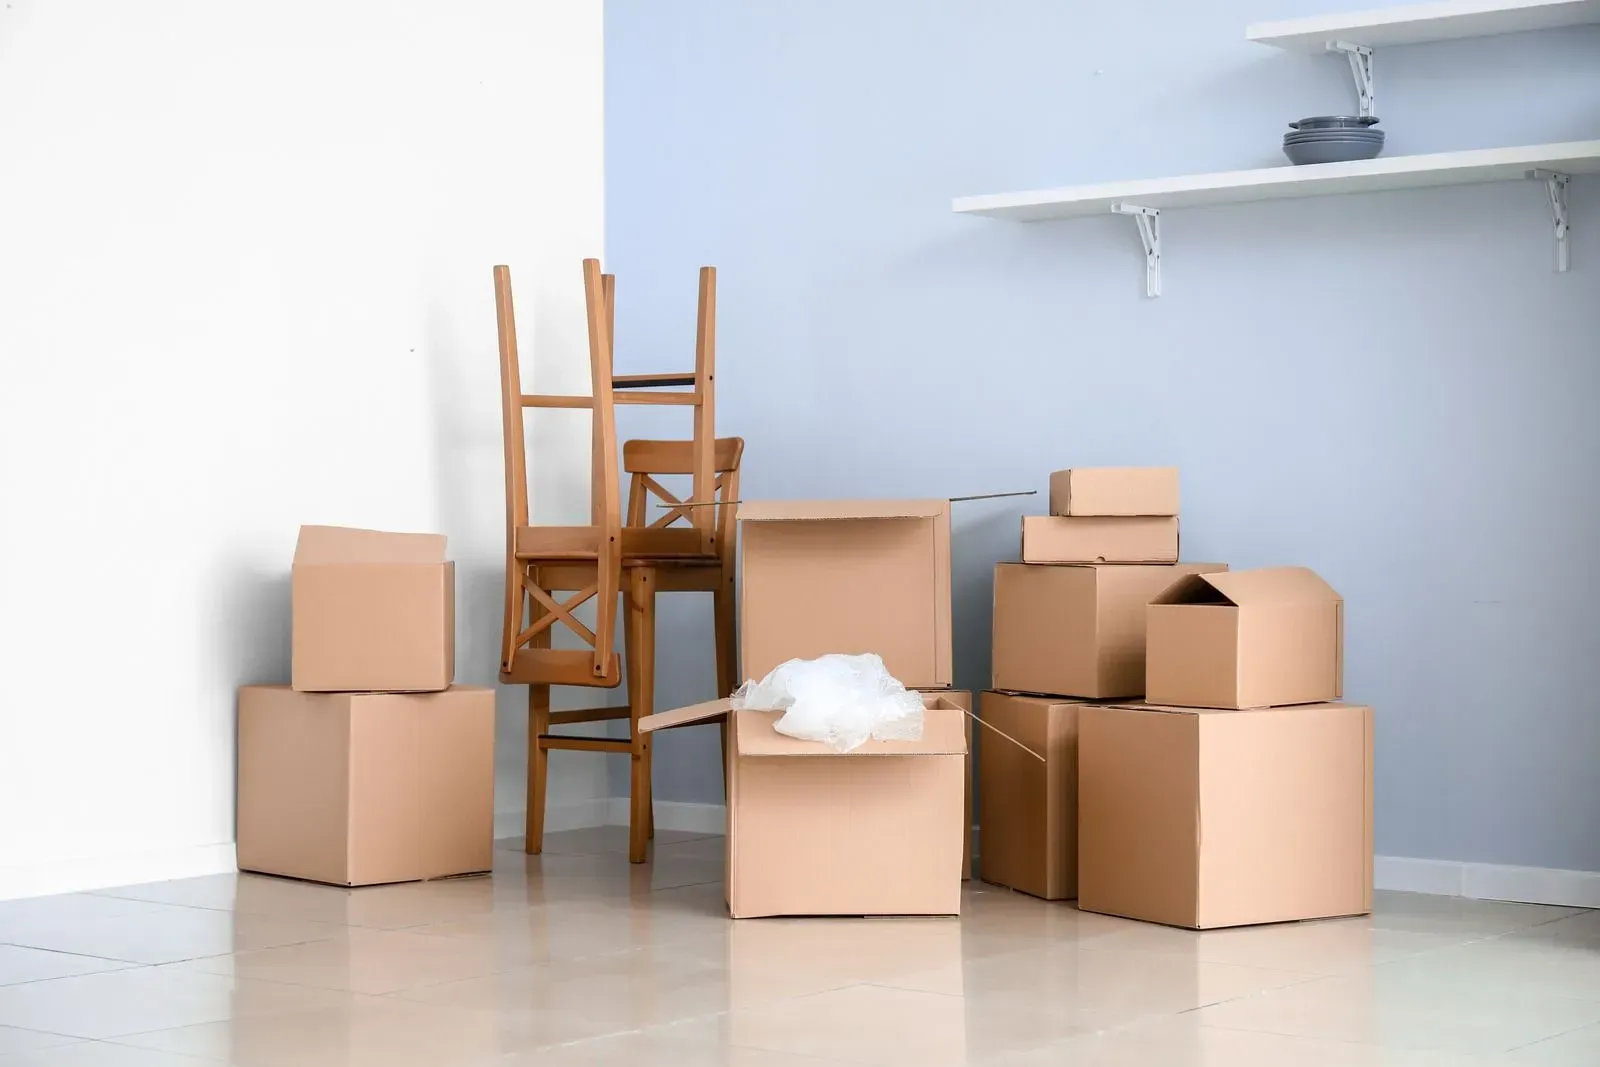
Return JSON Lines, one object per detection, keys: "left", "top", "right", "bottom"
{"left": 294, "top": 525, "right": 448, "bottom": 565}
{"left": 738, "top": 499, "right": 949, "bottom": 523}
{"left": 1152, "top": 566, "right": 1339, "bottom": 607}
{"left": 640, "top": 696, "right": 968, "bottom": 757}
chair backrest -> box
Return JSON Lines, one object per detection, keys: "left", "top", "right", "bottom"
{"left": 623, "top": 437, "right": 745, "bottom": 563}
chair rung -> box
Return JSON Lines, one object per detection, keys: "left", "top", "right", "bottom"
{"left": 614, "top": 372, "right": 695, "bottom": 389}
{"left": 548, "top": 706, "right": 633, "bottom": 726}
{"left": 522, "top": 394, "right": 593, "bottom": 409}
{"left": 539, "top": 735, "right": 633, "bottom": 753}
{"left": 615, "top": 392, "right": 698, "bottom": 406}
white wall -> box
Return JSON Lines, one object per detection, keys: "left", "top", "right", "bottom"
{"left": 0, "top": 0, "right": 607, "bottom": 899}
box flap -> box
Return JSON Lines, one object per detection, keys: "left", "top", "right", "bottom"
{"left": 735, "top": 703, "right": 967, "bottom": 757}
{"left": 294, "top": 525, "right": 447, "bottom": 565}
{"left": 638, "top": 698, "right": 730, "bottom": 734}
{"left": 738, "top": 499, "right": 949, "bottom": 523}
{"left": 1150, "top": 566, "right": 1338, "bottom": 607}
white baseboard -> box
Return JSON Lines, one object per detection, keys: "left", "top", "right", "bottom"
{"left": 0, "top": 842, "right": 238, "bottom": 903}
{"left": 1375, "top": 855, "right": 1600, "bottom": 909}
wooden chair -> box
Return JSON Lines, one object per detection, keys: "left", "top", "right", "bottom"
{"left": 495, "top": 259, "right": 739, "bottom": 864}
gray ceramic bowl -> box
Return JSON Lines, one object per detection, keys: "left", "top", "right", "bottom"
{"left": 1284, "top": 139, "right": 1385, "bottom": 165}
{"left": 1284, "top": 131, "right": 1385, "bottom": 144}
{"left": 1289, "top": 115, "right": 1381, "bottom": 129}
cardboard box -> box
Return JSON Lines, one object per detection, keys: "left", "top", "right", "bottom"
{"left": 1078, "top": 701, "right": 1373, "bottom": 929}
{"left": 1049, "top": 467, "right": 1179, "bottom": 516}
{"left": 739, "top": 500, "right": 951, "bottom": 688}
{"left": 237, "top": 685, "right": 494, "bottom": 886}
{"left": 932, "top": 688, "right": 975, "bottom": 880}
{"left": 992, "top": 562, "right": 1228, "bottom": 699}
{"left": 1147, "top": 566, "right": 1343, "bottom": 709}
{"left": 291, "top": 525, "right": 455, "bottom": 693}
{"left": 977, "top": 691, "right": 1083, "bottom": 900}
{"left": 1020, "top": 516, "right": 1178, "bottom": 564}
{"left": 641, "top": 693, "right": 967, "bottom": 918}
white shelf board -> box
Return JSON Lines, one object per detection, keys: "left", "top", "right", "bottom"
{"left": 951, "top": 140, "right": 1600, "bottom": 221}
{"left": 1248, "top": 0, "right": 1600, "bottom": 53}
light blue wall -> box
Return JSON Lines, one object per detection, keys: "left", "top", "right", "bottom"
{"left": 604, "top": 0, "right": 1600, "bottom": 871}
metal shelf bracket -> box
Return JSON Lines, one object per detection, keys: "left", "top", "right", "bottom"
{"left": 1111, "top": 203, "right": 1161, "bottom": 297}
{"left": 1327, "top": 40, "right": 1376, "bottom": 118}
{"left": 1530, "top": 169, "right": 1572, "bottom": 273}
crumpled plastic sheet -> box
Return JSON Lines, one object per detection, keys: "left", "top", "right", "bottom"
{"left": 732, "top": 652, "right": 924, "bottom": 753}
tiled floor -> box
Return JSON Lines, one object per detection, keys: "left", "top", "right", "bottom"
{"left": 0, "top": 831, "right": 1597, "bottom": 1065}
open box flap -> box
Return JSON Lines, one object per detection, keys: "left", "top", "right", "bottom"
{"left": 638, "top": 698, "right": 730, "bottom": 734}
{"left": 1151, "top": 566, "right": 1339, "bottom": 607}
{"left": 738, "top": 499, "right": 949, "bottom": 523}
{"left": 294, "top": 525, "right": 448, "bottom": 565}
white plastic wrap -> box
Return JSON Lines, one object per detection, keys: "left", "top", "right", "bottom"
{"left": 732, "top": 653, "right": 925, "bottom": 753}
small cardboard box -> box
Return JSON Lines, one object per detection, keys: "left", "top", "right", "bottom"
{"left": 977, "top": 691, "right": 1083, "bottom": 900}
{"left": 1147, "top": 566, "right": 1343, "bottom": 709}
{"left": 1078, "top": 700, "right": 1373, "bottom": 929}
{"left": 739, "top": 500, "right": 951, "bottom": 688}
{"left": 291, "top": 525, "right": 455, "bottom": 693}
{"left": 1049, "top": 467, "right": 1179, "bottom": 516}
{"left": 237, "top": 685, "right": 494, "bottom": 887}
{"left": 1020, "top": 516, "right": 1178, "bottom": 564}
{"left": 992, "top": 562, "right": 1228, "bottom": 699}
{"left": 641, "top": 693, "right": 967, "bottom": 918}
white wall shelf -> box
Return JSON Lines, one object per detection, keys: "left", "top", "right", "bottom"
{"left": 1248, "top": 0, "right": 1600, "bottom": 53}
{"left": 952, "top": 140, "right": 1600, "bottom": 295}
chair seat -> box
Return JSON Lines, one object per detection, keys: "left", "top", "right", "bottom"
{"left": 514, "top": 525, "right": 715, "bottom": 562}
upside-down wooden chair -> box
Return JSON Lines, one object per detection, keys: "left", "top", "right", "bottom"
{"left": 495, "top": 258, "right": 740, "bottom": 864}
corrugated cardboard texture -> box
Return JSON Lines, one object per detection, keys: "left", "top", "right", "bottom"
{"left": 739, "top": 501, "right": 951, "bottom": 688}
{"left": 237, "top": 686, "right": 494, "bottom": 887}
{"left": 1020, "top": 516, "right": 1178, "bottom": 564}
{"left": 1048, "top": 468, "right": 1179, "bottom": 517}
{"left": 992, "top": 562, "right": 1227, "bottom": 699}
{"left": 930, "top": 688, "right": 975, "bottom": 880}
{"left": 291, "top": 524, "right": 455, "bottom": 693}
{"left": 1147, "top": 566, "right": 1343, "bottom": 709}
{"left": 648, "top": 697, "right": 965, "bottom": 918}
{"left": 978, "top": 692, "right": 1081, "bottom": 900}
{"left": 1078, "top": 702, "right": 1373, "bottom": 930}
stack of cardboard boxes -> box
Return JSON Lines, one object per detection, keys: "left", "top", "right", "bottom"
{"left": 236, "top": 526, "right": 496, "bottom": 888}
{"left": 981, "top": 469, "right": 1374, "bottom": 930}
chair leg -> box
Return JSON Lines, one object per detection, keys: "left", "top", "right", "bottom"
{"left": 525, "top": 682, "right": 551, "bottom": 855}
{"left": 626, "top": 567, "right": 657, "bottom": 864}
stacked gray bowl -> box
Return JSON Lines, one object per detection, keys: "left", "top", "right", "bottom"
{"left": 1283, "top": 116, "right": 1384, "bottom": 165}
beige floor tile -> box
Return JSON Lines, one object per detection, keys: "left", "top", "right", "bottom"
{"left": 497, "top": 1017, "right": 855, "bottom": 1066}
{"left": 116, "top": 994, "right": 595, "bottom": 1066}
{"left": 981, "top": 1015, "right": 1502, "bottom": 1066}
{"left": 1500, "top": 1021, "right": 1600, "bottom": 1065}
{"left": 1366, "top": 892, "right": 1582, "bottom": 938}
{"left": 0, "top": 905, "right": 345, "bottom": 967}
{"left": 0, "top": 948, "right": 135, "bottom": 987}
{"left": 0, "top": 967, "right": 356, "bottom": 1040}
{"left": 877, "top": 940, "right": 1313, "bottom": 1011}
{"left": 0, "top": 896, "right": 203, "bottom": 941}
{"left": 0, "top": 1042, "right": 224, "bottom": 1066}
{"left": 1078, "top": 916, "right": 1473, "bottom": 976}
{"left": 520, "top": 826, "right": 720, "bottom": 857}
{"left": 1190, "top": 971, "right": 1600, "bottom": 1055}
{"left": 0, "top": 1028, "right": 81, "bottom": 1057}
{"left": 164, "top": 925, "right": 559, "bottom": 995}
{"left": 1373, "top": 936, "right": 1600, "bottom": 1001}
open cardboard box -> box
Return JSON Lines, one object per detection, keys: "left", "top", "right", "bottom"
{"left": 641, "top": 693, "right": 968, "bottom": 918}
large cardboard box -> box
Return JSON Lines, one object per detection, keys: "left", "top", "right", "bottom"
{"left": 936, "top": 688, "right": 975, "bottom": 880}
{"left": 992, "top": 562, "right": 1228, "bottom": 699}
{"left": 977, "top": 691, "right": 1083, "bottom": 900}
{"left": 1020, "top": 516, "right": 1178, "bottom": 564}
{"left": 237, "top": 685, "right": 494, "bottom": 886}
{"left": 739, "top": 500, "right": 951, "bottom": 688}
{"left": 1049, "top": 467, "right": 1179, "bottom": 516}
{"left": 641, "top": 693, "right": 967, "bottom": 918}
{"left": 1078, "top": 701, "right": 1373, "bottom": 929}
{"left": 291, "top": 525, "right": 455, "bottom": 693}
{"left": 1147, "top": 566, "right": 1343, "bottom": 709}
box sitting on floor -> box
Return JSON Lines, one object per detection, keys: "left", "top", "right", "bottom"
{"left": 291, "top": 524, "right": 455, "bottom": 693}
{"left": 737, "top": 500, "right": 951, "bottom": 688}
{"left": 640, "top": 693, "right": 968, "bottom": 918}
{"left": 237, "top": 685, "right": 495, "bottom": 887}
{"left": 1077, "top": 700, "right": 1373, "bottom": 929}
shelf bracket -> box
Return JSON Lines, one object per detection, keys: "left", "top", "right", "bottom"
{"left": 1529, "top": 169, "right": 1571, "bottom": 273}
{"left": 1111, "top": 203, "right": 1161, "bottom": 297}
{"left": 1326, "top": 40, "right": 1375, "bottom": 118}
